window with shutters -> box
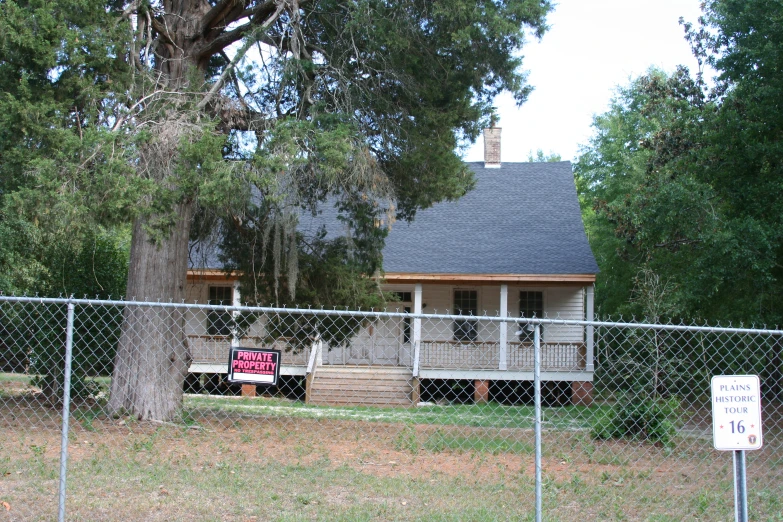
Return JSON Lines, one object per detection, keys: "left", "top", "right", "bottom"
{"left": 207, "top": 286, "right": 233, "bottom": 336}
{"left": 453, "top": 289, "right": 478, "bottom": 342}
{"left": 518, "top": 291, "right": 543, "bottom": 342}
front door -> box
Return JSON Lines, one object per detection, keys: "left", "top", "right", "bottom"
{"left": 371, "top": 316, "right": 400, "bottom": 365}
{"left": 344, "top": 318, "right": 403, "bottom": 365}
{"left": 347, "top": 326, "right": 373, "bottom": 365}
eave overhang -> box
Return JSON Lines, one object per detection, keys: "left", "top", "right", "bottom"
{"left": 382, "top": 272, "right": 596, "bottom": 286}
{"left": 187, "top": 269, "right": 597, "bottom": 287}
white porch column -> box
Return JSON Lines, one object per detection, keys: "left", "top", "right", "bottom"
{"left": 412, "top": 284, "right": 423, "bottom": 376}
{"left": 231, "top": 280, "right": 241, "bottom": 348}
{"left": 499, "top": 284, "right": 508, "bottom": 370}
{"left": 585, "top": 285, "right": 595, "bottom": 371}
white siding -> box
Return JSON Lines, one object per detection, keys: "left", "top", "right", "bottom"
{"left": 184, "top": 281, "right": 209, "bottom": 336}
{"left": 542, "top": 287, "right": 584, "bottom": 343}
{"left": 184, "top": 281, "right": 265, "bottom": 338}
{"left": 184, "top": 279, "right": 588, "bottom": 367}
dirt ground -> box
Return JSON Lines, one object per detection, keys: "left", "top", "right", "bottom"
{"left": 1, "top": 380, "right": 782, "bottom": 521}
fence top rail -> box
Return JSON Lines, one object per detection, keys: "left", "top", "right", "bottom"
{"left": 1, "top": 294, "right": 781, "bottom": 337}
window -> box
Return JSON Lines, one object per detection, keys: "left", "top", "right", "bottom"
{"left": 392, "top": 292, "right": 412, "bottom": 303}
{"left": 518, "top": 291, "right": 543, "bottom": 342}
{"left": 207, "top": 286, "right": 233, "bottom": 336}
{"left": 389, "top": 292, "right": 413, "bottom": 344}
{"left": 402, "top": 306, "right": 411, "bottom": 344}
{"left": 453, "top": 290, "right": 478, "bottom": 342}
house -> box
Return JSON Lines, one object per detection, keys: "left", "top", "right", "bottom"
{"left": 185, "top": 128, "right": 599, "bottom": 406}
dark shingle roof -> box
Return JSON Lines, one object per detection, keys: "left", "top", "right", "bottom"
{"left": 381, "top": 161, "right": 598, "bottom": 275}
{"left": 190, "top": 161, "right": 599, "bottom": 276}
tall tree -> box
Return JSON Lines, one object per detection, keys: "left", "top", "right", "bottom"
{"left": 575, "top": 68, "right": 704, "bottom": 318}
{"left": 577, "top": 0, "right": 783, "bottom": 325}
{"left": 2, "top": 0, "right": 552, "bottom": 419}
{"left": 0, "top": 0, "right": 135, "bottom": 293}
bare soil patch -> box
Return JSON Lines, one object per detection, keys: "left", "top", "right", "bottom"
{"left": 1, "top": 396, "right": 781, "bottom": 521}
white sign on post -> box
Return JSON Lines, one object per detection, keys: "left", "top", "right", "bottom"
{"left": 711, "top": 375, "right": 763, "bottom": 451}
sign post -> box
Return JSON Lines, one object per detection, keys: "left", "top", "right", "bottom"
{"left": 711, "top": 375, "right": 763, "bottom": 522}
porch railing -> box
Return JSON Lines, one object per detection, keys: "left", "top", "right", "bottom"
{"left": 188, "top": 336, "right": 586, "bottom": 372}
{"left": 188, "top": 335, "right": 310, "bottom": 367}
{"left": 419, "top": 341, "right": 586, "bottom": 371}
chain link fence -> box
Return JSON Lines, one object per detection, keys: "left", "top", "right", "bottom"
{"left": 0, "top": 295, "right": 781, "bottom": 520}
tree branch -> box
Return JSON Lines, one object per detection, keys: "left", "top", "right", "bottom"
{"left": 200, "top": 0, "right": 318, "bottom": 58}
{"left": 198, "top": 1, "right": 286, "bottom": 111}
{"left": 245, "top": 0, "right": 293, "bottom": 25}
{"left": 200, "top": 94, "right": 268, "bottom": 133}
{"left": 111, "top": 85, "right": 178, "bottom": 132}
{"left": 121, "top": 0, "right": 142, "bottom": 19}
{"left": 199, "top": 0, "right": 288, "bottom": 57}
{"left": 654, "top": 238, "right": 701, "bottom": 249}
{"left": 201, "top": 0, "right": 250, "bottom": 34}
{"left": 220, "top": 50, "right": 251, "bottom": 112}
{"left": 199, "top": 23, "right": 252, "bottom": 58}
{"left": 150, "top": 16, "right": 175, "bottom": 47}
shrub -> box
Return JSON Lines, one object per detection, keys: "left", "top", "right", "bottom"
{"left": 591, "top": 396, "right": 680, "bottom": 446}
{"left": 31, "top": 372, "right": 104, "bottom": 404}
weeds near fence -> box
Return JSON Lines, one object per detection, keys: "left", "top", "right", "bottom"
{"left": 2, "top": 415, "right": 781, "bottom": 521}
{"left": 2, "top": 297, "right": 783, "bottom": 521}
{"left": 591, "top": 396, "right": 681, "bottom": 446}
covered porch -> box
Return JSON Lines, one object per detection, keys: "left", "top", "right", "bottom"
{"left": 186, "top": 333, "right": 593, "bottom": 406}
{"left": 184, "top": 280, "right": 596, "bottom": 406}
{"left": 186, "top": 335, "right": 589, "bottom": 373}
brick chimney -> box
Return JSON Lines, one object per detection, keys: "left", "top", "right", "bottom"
{"left": 484, "top": 127, "right": 501, "bottom": 168}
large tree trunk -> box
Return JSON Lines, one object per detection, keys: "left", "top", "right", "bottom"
{"left": 107, "top": 0, "right": 211, "bottom": 421}
{"left": 108, "top": 201, "right": 193, "bottom": 420}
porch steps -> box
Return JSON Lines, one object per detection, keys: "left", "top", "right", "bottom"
{"left": 307, "top": 367, "right": 417, "bottom": 407}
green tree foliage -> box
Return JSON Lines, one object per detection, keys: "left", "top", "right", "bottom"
{"left": 575, "top": 68, "right": 701, "bottom": 318}
{"left": 578, "top": 0, "right": 783, "bottom": 402}
{"left": 38, "top": 228, "right": 129, "bottom": 387}
{"left": 0, "top": 0, "right": 131, "bottom": 391}
{"left": 1, "top": 0, "right": 554, "bottom": 292}
{"left": 1, "top": 0, "right": 553, "bottom": 419}
{"left": 0, "top": 0, "right": 137, "bottom": 221}
{"left": 218, "top": 201, "right": 387, "bottom": 306}
{"left": 577, "top": 0, "right": 783, "bottom": 325}
{"left": 0, "top": 0, "right": 136, "bottom": 294}
{"left": 526, "top": 149, "right": 562, "bottom": 162}
{"left": 684, "top": 0, "right": 783, "bottom": 324}
{"left": 0, "top": 215, "right": 47, "bottom": 294}
{"left": 0, "top": 228, "right": 129, "bottom": 401}
{"left": 35, "top": 228, "right": 129, "bottom": 299}
{"left": 216, "top": 199, "right": 391, "bottom": 352}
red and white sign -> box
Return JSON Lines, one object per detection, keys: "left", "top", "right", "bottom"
{"left": 228, "top": 347, "right": 281, "bottom": 386}
{"left": 711, "top": 375, "right": 763, "bottom": 451}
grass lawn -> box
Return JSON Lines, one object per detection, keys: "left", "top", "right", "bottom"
{"left": 0, "top": 372, "right": 28, "bottom": 383}
{"left": 1, "top": 376, "right": 781, "bottom": 520}
{"left": 184, "top": 394, "right": 610, "bottom": 431}
{"left": 2, "top": 415, "right": 780, "bottom": 522}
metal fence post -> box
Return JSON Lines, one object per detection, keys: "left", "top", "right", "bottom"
{"left": 534, "top": 322, "right": 542, "bottom": 522}
{"left": 734, "top": 450, "right": 748, "bottom": 522}
{"left": 58, "top": 301, "right": 75, "bottom": 522}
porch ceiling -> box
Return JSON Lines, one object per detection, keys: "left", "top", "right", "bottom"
{"left": 187, "top": 268, "right": 238, "bottom": 282}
